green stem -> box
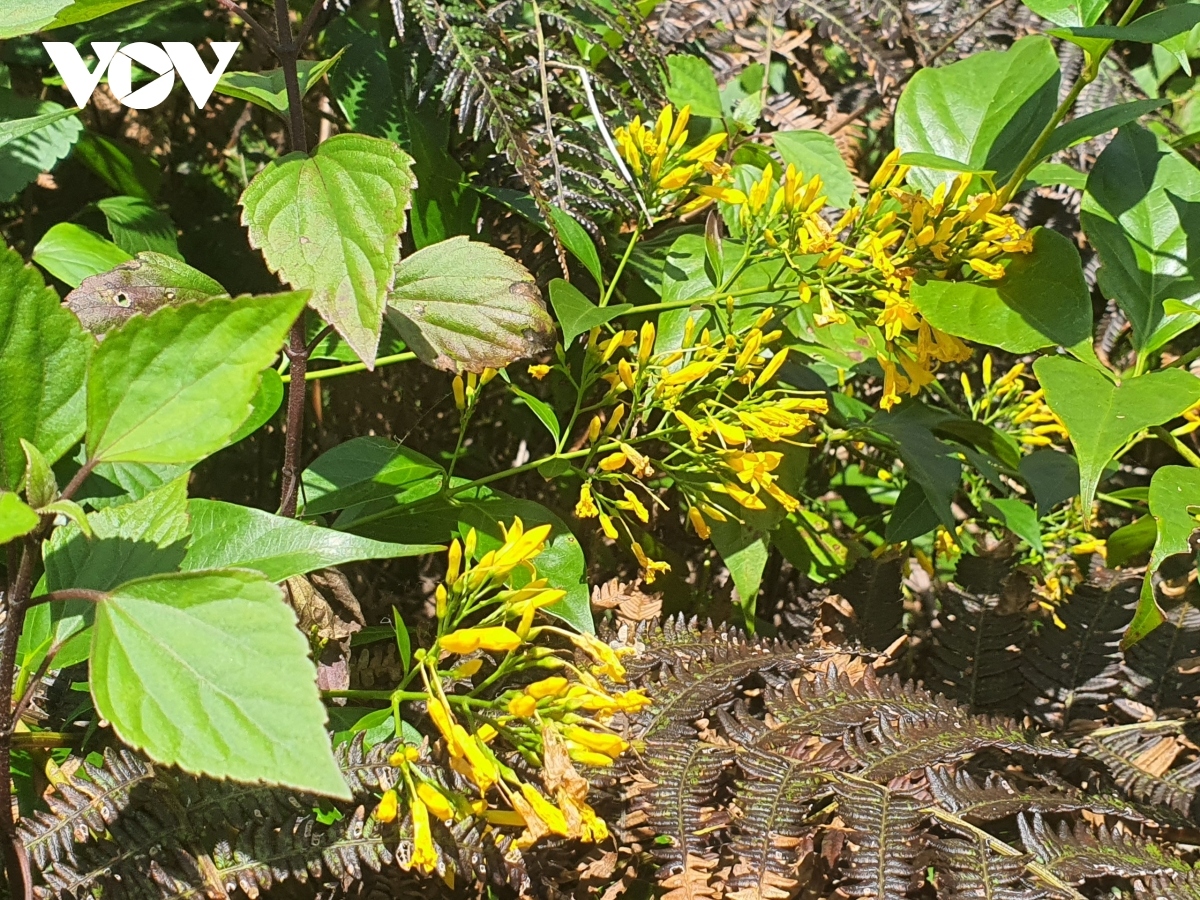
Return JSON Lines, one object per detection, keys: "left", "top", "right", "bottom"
{"left": 283, "top": 351, "right": 417, "bottom": 383}
{"left": 998, "top": 0, "right": 1145, "bottom": 203}
{"left": 1152, "top": 425, "right": 1200, "bottom": 468}
{"left": 601, "top": 225, "right": 641, "bottom": 307}
{"left": 322, "top": 689, "right": 492, "bottom": 708}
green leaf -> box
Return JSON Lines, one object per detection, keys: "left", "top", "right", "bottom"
{"left": 894, "top": 35, "right": 1061, "bottom": 192}
{"left": 1125, "top": 466, "right": 1200, "bottom": 647}
{"left": 1052, "top": 5, "right": 1200, "bottom": 42}
{"left": 41, "top": 499, "right": 91, "bottom": 537}
{"left": 983, "top": 498, "right": 1044, "bottom": 551}
{"left": 1019, "top": 448, "right": 1079, "bottom": 516}
{"left": 32, "top": 223, "right": 132, "bottom": 288}
{"left": 710, "top": 520, "right": 769, "bottom": 615}
{"left": 0, "top": 492, "right": 39, "bottom": 544}
{"left": 229, "top": 368, "right": 283, "bottom": 444}
{"left": 934, "top": 418, "right": 1022, "bottom": 471}
{"left": 392, "top": 605, "right": 411, "bottom": 674}
{"left": 1033, "top": 357, "right": 1200, "bottom": 511}
{"left": 43, "top": 476, "right": 190, "bottom": 594}
{"left": 1082, "top": 125, "right": 1200, "bottom": 352}
{"left": 8, "top": 0, "right": 155, "bottom": 34}
{"left": 299, "top": 437, "right": 444, "bottom": 518}
{"left": 0, "top": 91, "right": 81, "bottom": 199}
{"left": 86, "top": 292, "right": 308, "bottom": 465}
{"left": 91, "top": 569, "right": 350, "bottom": 798}
{"left": 183, "top": 500, "right": 438, "bottom": 582}
{"left": 508, "top": 385, "right": 561, "bottom": 442}
{"left": 549, "top": 279, "right": 631, "bottom": 345}
{"left": 896, "top": 152, "right": 996, "bottom": 176}
{"left": 885, "top": 481, "right": 941, "bottom": 542}
{"left": 240, "top": 133, "right": 415, "bottom": 366}
{"left": 0, "top": 245, "right": 94, "bottom": 491}
{"left": 216, "top": 51, "right": 345, "bottom": 117}
{"left": 474, "top": 187, "right": 603, "bottom": 287}
{"left": 1105, "top": 514, "right": 1156, "bottom": 567}
{"left": 665, "top": 55, "right": 722, "bottom": 119}
{"left": 73, "top": 132, "right": 159, "bottom": 201}
{"left": 0, "top": 106, "right": 79, "bottom": 150}
{"left": 871, "top": 404, "right": 963, "bottom": 529}
{"left": 65, "top": 251, "right": 227, "bottom": 335}
{"left": 1042, "top": 98, "right": 1169, "bottom": 159}
{"left": 1024, "top": 162, "right": 1088, "bottom": 190}
{"left": 1020, "top": 0, "right": 1109, "bottom": 27}
{"left": 20, "top": 440, "right": 56, "bottom": 508}
{"left": 95, "top": 196, "right": 180, "bottom": 259}
{"left": 386, "top": 236, "right": 554, "bottom": 373}
{"left": 911, "top": 227, "right": 1093, "bottom": 355}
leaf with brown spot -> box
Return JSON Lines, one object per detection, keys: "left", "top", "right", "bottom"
{"left": 386, "top": 236, "right": 553, "bottom": 373}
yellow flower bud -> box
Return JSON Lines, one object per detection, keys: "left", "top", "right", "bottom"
{"left": 376, "top": 789, "right": 399, "bottom": 823}
{"left": 526, "top": 676, "right": 569, "bottom": 699}
{"left": 564, "top": 726, "right": 629, "bottom": 758}
{"left": 441, "top": 626, "right": 523, "bottom": 654}
{"left": 416, "top": 781, "right": 456, "bottom": 821}
{"left": 508, "top": 693, "right": 538, "bottom": 717}
{"left": 599, "top": 451, "right": 627, "bottom": 471}
{"left": 638, "top": 321, "right": 655, "bottom": 365}
{"left": 688, "top": 506, "right": 711, "bottom": 540}
{"left": 452, "top": 375, "right": 466, "bottom": 411}
{"left": 604, "top": 404, "right": 626, "bottom": 436}
{"left": 446, "top": 540, "right": 462, "bottom": 585}
{"left": 599, "top": 514, "right": 619, "bottom": 540}
{"left": 587, "top": 415, "right": 602, "bottom": 442}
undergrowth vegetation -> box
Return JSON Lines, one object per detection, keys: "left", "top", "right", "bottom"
{"left": 2, "top": 0, "right": 1200, "bottom": 897}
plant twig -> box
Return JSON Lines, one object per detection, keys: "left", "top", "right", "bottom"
{"left": 283, "top": 351, "right": 418, "bottom": 383}
{"left": 1152, "top": 425, "right": 1200, "bottom": 469}
{"left": 23, "top": 589, "right": 107, "bottom": 609}
{"left": 0, "top": 541, "right": 36, "bottom": 899}
{"left": 294, "top": 0, "right": 332, "bottom": 49}
{"left": 212, "top": 0, "right": 279, "bottom": 52}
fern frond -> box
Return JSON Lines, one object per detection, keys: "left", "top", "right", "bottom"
{"left": 1018, "top": 813, "right": 1193, "bottom": 884}
{"left": 931, "top": 835, "right": 1047, "bottom": 900}
{"left": 827, "top": 556, "right": 905, "bottom": 651}
{"left": 17, "top": 747, "right": 152, "bottom": 871}
{"left": 725, "top": 748, "right": 822, "bottom": 900}
{"left": 1121, "top": 600, "right": 1200, "bottom": 715}
{"left": 926, "top": 766, "right": 1140, "bottom": 823}
{"left": 833, "top": 780, "right": 922, "bottom": 898}
{"left": 928, "top": 585, "right": 1027, "bottom": 713}
{"left": 1084, "top": 727, "right": 1200, "bottom": 821}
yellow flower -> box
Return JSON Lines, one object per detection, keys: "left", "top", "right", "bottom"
{"left": 446, "top": 539, "right": 462, "bottom": 585}
{"left": 520, "top": 784, "right": 570, "bottom": 836}
{"left": 599, "top": 451, "right": 627, "bottom": 472}
{"left": 897, "top": 350, "right": 935, "bottom": 395}
{"left": 376, "top": 789, "right": 399, "bottom": 823}
{"left": 617, "top": 358, "right": 636, "bottom": 390}
{"left": 452, "top": 374, "right": 466, "bottom": 411}
{"left": 697, "top": 185, "right": 747, "bottom": 204}
{"left": 658, "top": 164, "right": 698, "bottom": 191}
{"left": 453, "top": 725, "right": 500, "bottom": 790}
{"left": 615, "top": 488, "right": 650, "bottom": 523}
{"left": 508, "top": 693, "right": 538, "bottom": 717}
{"left": 564, "top": 726, "right": 629, "bottom": 758}
{"left": 598, "top": 514, "right": 619, "bottom": 540}
{"left": 417, "top": 782, "right": 456, "bottom": 822}
{"left": 528, "top": 364, "right": 551, "bottom": 379}
{"left": 470, "top": 518, "right": 553, "bottom": 585}
{"left": 723, "top": 450, "right": 782, "bottom": 487}
{"left": 566, "top": 746, "right": 618, "bottom": 768}
{"left": 620, "top": 442, "right": 654, "bottom": 479}
{"left": 737, "top": 407, "right": 813, "bottom": 442}
{"left": 526, "top": 676, "right": 569, "bottom": 699}
{"left": 719, "top": 482, "right": 767, "bottom": 510}
{"left": 441, "top": 626, "right": 522, "bottom": 654}
{"left": 410, "top": 795, "right": 438, "bottom": 873}
{"left": 969, "top": 258, "right": 1006, "bottom": 280}
{"left": 675, "top": 409, "right": 712, "bottom": 446}
{"left": 875, "top": 291, "right": 920, "bottom": 340}
{"left": 663, "top": 358, "right": 720, "bottom": 387}
{"left": 878, "top": 355, "right": 909, "bottom": 411}
{"left": 428, "top": 695, "right": 460, "bottom": 754}
{"left": 688, "top": 506, "right": 711, "bottom": 540}
{"left": 630, "top": 541, "right": 671, "bottom": 584}
{"left": 570, "top": 632, "right": 630, "bottom": 682}
{"left": 754, "top": 348, "right": 789, "bottom": 390}
{"left": 575, "top": 482, "right": 599, "bottom": 518}
{"left": 710, "top": 417, "right": 747, "bottom": 445}
{"left": 683, "top": 132, "right": 728, "bottom": 162}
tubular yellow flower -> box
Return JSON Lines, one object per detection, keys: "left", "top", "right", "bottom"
{"left": 664, "top": 358, "right": 719, "bottom": 387}
{"left": 508, "top": 693, "right": 538, "bottom": 717}
{"left": 658, "top": 164, "right": 697, "bottom": 191}
{"left": 528, "top": 364, "right": 551, "bottom": 380}
{"left": 435, "top": 583, "right": 448, "bottom": 619}
{"left": 617, "top": 358, "right": 636, "bottom": 390}
{"left": 410, "top": 795, "right": 438, "bottom": 873}
{"left": 454, "top": 725, "right": 500, "bottom": 790}
{"left": 669, "top": 104, "right": 692, "bottom": 144}
{"left": 417, "top": 783, "right": 456, "bottom": 823}
{"left": 599, "top": 514, "right": 619, "bottom": 540}
{"left": 616, "top": 489, "right": 649, "bottom": 523}
{"left": 587, "top": 415, "right": 601, "bottom": 442}
{"left": 446, "top": 540, "right": 462, "bottom": 585}
{"left": 754, "top": 348, "right": 789, "bottom": 390}
{"left": 674, "top": 409, "right": 711, "bottom": 446}
{"left": 697, "top": 185, "right": 746, "bottom": 204}
{"left": 619, "top": 442, "right": 653, "bottom": 479}
{"left": 520, "top": 784, "right": 570, "bottom": 836}
{"left": 878, "top": 355, "right": 909, "bottom": 411}
{"left": 969, "top": 258, "right": 1006, "bottom": 280}
{"left": 630, "top": 541, "right": 671, "bottom": 584}
{"left": 710, "top": 417, "right": 747, "bottom": 445}
{"left": 564, "top": 726, "right": 629, "bottom": 758}
{"left": 604, "top": 403, "right": 626, "bottom": 435}
{"left": 451, "top": 658, "right": 483, "bottom": 678}
{"left": 376, "top": 789, "right": 399, "bottom": 823}
{"left": 526, "top": 675, "right": 569, "bottom": 699}
{"left": 452, "top": 375, "right": 466, "bottom": 411}
{"left": 441, "top": 626, "right": 522, "bottom": 654}
{"left": 684, "top": 132, "right": 727, "bottom": 162}
{"left": 688, "top": 506, "right": 711, "bottom": 540}
{"left": 637, "top": 321, "right": 656, "bottom": 365}
{"left": 428, "top": 695, "right": 460, "bottom": 754}
{"left": 599, "top": 451, "right": 627, "bottom": 472}
{"left": 575, "top": 482, "right": 599, "bottom": 519}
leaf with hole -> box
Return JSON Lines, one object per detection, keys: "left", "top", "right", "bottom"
{"left": 90, "top": 569, "right": 350, "bottom": 797}
{"left": 86, "top": 291, "right": 308, "bottom": 465}
{"left": 241, "top": 133, "right": 415, "bottom": 366}
{"left": 65, "top": 251, "right": 227, "bottom": 335}
{"left": 386, "top": 236, "right": 554, "bottom": 373}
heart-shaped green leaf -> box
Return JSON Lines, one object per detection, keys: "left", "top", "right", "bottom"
{"left": 241, "top": 133, "right": 415, "bottom": 366}
{"left": 91, "top": 569, "right": 350, "bottom": 798}
{"left": 0, "top": 492, "right": 39, "bottom": 544}
{"left": 1034, "top": 357, "right": 1200, "bottom": 512}
{"left": 386, "top": 236, "right": 553, "bottom": 373}
{"left": 894, "top": 35, "right": 1060, "bottom": 192}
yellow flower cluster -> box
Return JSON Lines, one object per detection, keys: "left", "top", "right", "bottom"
{"left": 375, "top": 521, "right": 645, "bottom": 867}
{"left": 567, "top": 313, "right": 827, "bottom": 581}
{"left": 613, "top": 104, "right": 728, "bottom": 213}
{"left": 699, "top": 148, "right": 1034, "bottom": 410}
